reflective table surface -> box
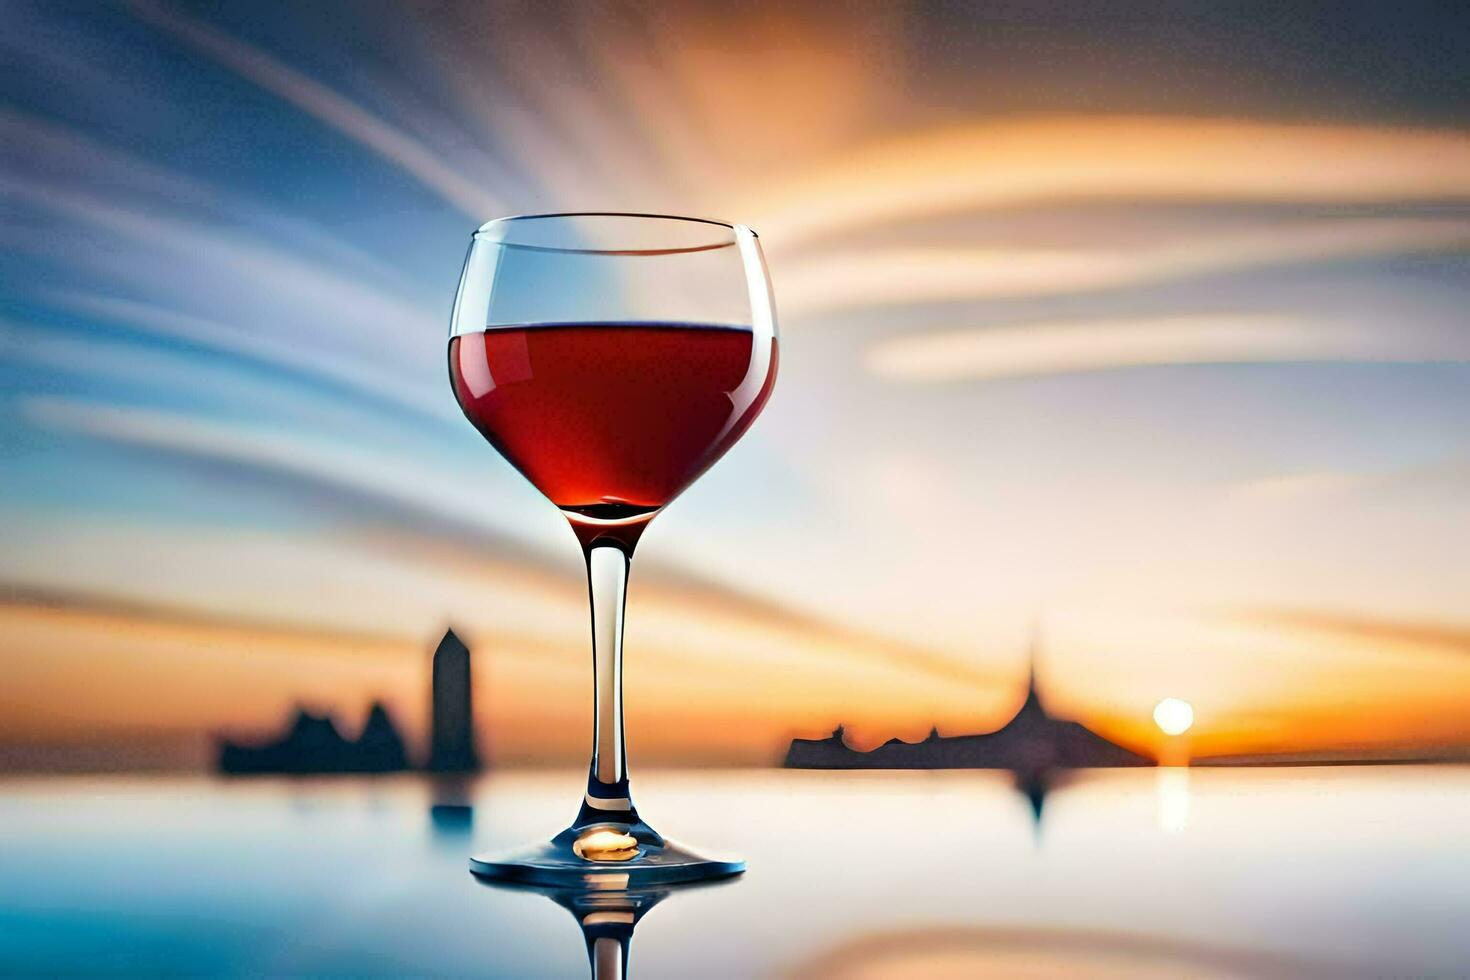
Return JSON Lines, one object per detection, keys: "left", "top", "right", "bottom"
{"left": 2, "top": 767, "right": 1467, "bottom": 977}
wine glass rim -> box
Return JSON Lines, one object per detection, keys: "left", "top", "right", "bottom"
{"left": 474, "top": 212, "right": 752, "bottom": 255}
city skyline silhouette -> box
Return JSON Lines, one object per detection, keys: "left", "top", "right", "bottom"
{"left": 785, "top": 653, "right": 1151, "bottom": 771}
{"left": 216, "top": 628, "right": 479, "bottom": 775}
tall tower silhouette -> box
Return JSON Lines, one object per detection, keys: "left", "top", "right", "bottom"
{"left": 428, "top": 628, "right": 481, "bottom": 772}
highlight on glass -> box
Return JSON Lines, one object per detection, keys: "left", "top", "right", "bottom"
{"left": 448, "top": 213, "right": 778, "bottom": 885}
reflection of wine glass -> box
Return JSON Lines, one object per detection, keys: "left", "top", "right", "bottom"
{"left": 449, "top": 213, "right": 777, "bottom": 885}
{"left": 475, "top": 875, "right": 739, "bottom": 979}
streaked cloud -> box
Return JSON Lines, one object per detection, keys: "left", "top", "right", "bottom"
{"left": 16, "top": 397, "right": 1011, "bottom": 715}
{"left": 5, "top": 177, "right": 439, "bottom": 367}
{"left": 1232, "top": 471, "right": 1369, "bottom": 502}
{"left": 865, "top": 314, "right": 1470, "bottom": 382}
{"left": 47, "top": 294, "right": 455, "bottom": 424}
{"left": 751, "top": 117, "right": 1470, "bottom": 247}
{"left": 780, "top": 217, "right": 1470, "bottom": 314}
{"left": 0, "top": 516, "right": 1018, "bottom": 763}
{"left": 126, "top": 0, "right": 506, "bottom": 219}
{"left": 1233, "top": 456, "right": 1470, "bottom": 504}
{"left": 1246, "top": 609, "right": 1470, "bottom": 659}
{"left": 0, "top": 106, "right": 220, "bottom": 208}
{"left": 20, "top": 396, "right": 533, "bottom": 551}
{"left": 0, "top": 582, "right": 422, "bottom": 657}
{"left": 0, "top": 106, "right": 420, "bottom": 293}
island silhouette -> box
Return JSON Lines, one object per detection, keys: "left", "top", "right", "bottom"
{"left": 784, "top": 657, "right": 1151, "bottom": 770}
{"left": 217, "top": 628, "right": 481, "bottom": 775}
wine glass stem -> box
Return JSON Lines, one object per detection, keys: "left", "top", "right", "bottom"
{"left": 586, "top": 544, "right": 631, "bottom": 806}
{"left": 589, "top": 935, "right": 628, "bottom": 980}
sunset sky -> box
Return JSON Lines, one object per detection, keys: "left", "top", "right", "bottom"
{"left": 2, "top": 1, "right": 1468, "bottom": 769}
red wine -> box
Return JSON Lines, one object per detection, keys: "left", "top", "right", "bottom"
{"left": 450, "top": 322, "right": 777, "bottom": 543}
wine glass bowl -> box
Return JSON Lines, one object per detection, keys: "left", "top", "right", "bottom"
{"left": 449, "top": 213, "right": 777, "bottom": 885}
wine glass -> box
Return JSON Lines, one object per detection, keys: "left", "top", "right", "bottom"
{"left": 449, "top": 213, "right": 778, "bottom": 885}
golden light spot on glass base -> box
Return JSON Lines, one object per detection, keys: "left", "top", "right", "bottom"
{"left": 573, "top": 827, "right": 640, "bottom": 862}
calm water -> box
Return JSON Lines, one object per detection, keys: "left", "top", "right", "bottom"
{"left": 1, "top": 767, "right": 1467, "bottom": 977}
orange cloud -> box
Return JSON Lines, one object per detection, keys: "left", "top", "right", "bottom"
{"left": 749, "top": 116, "right": 1470, "bottom": 247}
{"left": 1243, "top": 609, "right": 1470, "bottom": 659}
{"left": 779, "top": 218, "right": 1470, "bottom": 314}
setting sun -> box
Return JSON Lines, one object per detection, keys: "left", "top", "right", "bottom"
{"left": 1153, "top": 698, "right": 1195, "bottom": 736}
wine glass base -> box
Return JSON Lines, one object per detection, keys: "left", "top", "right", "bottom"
{"left": 469, "top": 837, "right": 744, "bottom": 888}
